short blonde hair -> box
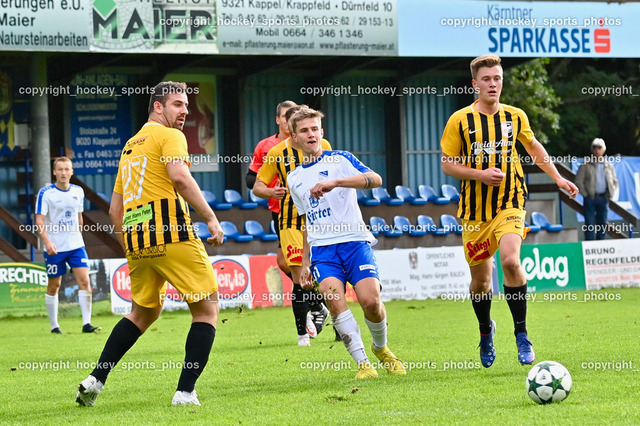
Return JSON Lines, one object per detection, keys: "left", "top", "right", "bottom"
{"left": 470, "top": 54, "right": 502, "bottom": 79}
{"left": 53, "top": 156, "right": 73, "bottom": 169}
{"left": 289, "top": 107, "right": 324, "bottom": 135}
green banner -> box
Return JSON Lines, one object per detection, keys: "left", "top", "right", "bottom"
{"left": 497, "top": 243, "right": 586, "bottom": 292}
{"left": 0, "top": 263, "right": 48, "bottom": 316}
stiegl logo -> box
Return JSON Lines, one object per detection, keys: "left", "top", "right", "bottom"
{"left": 521, "top": 248, "right": 569, "bottom": 287}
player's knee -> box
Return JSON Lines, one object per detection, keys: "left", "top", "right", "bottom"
{"left": 359, "top": 295, "right": 381, "bottom": 315}
{"left": 500, "top": 256, "right": 521, "bottom": 276}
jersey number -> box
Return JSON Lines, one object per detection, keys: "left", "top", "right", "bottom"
{"left": 47, "top": 264, "right": 57, "bottom": 275}
{"left": 121, "top": 156, "right": 148, "bottom": 204}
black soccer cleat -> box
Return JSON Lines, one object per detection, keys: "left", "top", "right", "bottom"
{"left": 82, "top": 323, "right": 101, "bottom": 333}
{"left": 51, "top": 327, "right": 63, "bottom": 334}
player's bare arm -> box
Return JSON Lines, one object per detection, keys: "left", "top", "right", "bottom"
{"left": 253, "top": 178, "right": 287, "bottom": 200}
{"left": 35, "top": 213, "right": 57, "bottom": 255}
{"left": 309, "top": 172, "right": 382, "bottom": 199}
{"left": 166, "top": 160, "right": 224, "bottom": 246}
{"left": 523, "top": 137, "right": 579, "bottom": 199}
{"left": 441, "top": 153, "right": 505, "bottom": 187}
{"left": 109, "top": 192, "right": 126, "bottom": 250}
{"left": 300, "top": 227, "right": 313, "bottom": 290}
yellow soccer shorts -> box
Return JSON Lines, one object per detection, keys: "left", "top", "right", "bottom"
{"left": 461, "top": 208, "right": 529, "bottom": 266}
{"left": 279, "top": 227, "right": 304, "bottom": 267}
{"left": 126, "top": 238, "right": 217, "bottom": 308}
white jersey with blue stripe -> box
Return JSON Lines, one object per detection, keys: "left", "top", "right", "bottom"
{"left": 288, "top": 150, "right": 376, "bottom": 247}
{"left": 35, "top": 183, "right": 85, "bottom": 252}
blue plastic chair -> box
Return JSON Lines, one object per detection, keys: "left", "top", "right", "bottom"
{"left": 525, "top": 222, "right": 541, "bottom": 233}
{"left": 220, "top": 221, "right": 254, "bottom": 242}
{"left": 369, "top": 216, "right": 403, "bottom": 238}
{"left": 249, "top": 189, "right": 269, "bottom": 208}
{"left": 372, "top": 187, "right": 404, "bottom": 206}
{"left": 417, "top": 215, "right": 449, "bottom": 235}
{"left": 393, "top": 215, "right": 427, "bottom": 236}
{"left": 192, "top": 221, "right": 212, "bottom": 240}
{"left": 395, "top": 185, "right": 427, "bottom": 206}
{"left": 356, "top": 189, "right": 381, "bottom": 206}
{"left": 418, "top": 185, "right": 449, "bottom": 205}
{"left": 201, "top": 190, "right": 232, "bottom": 210}
{"left": 224, "top": 189, "right": 258, "bottom": 210}
{"left": 270, "top": 220, "right": 277, "bottom": 235}
{"left": 244, "top": 220, "right": 278, "bottom": 242}
{"left": 531, "top": 211, "right": 563, "bottom": 232}
{"left": 440, "top": 214, "right": 463, "bottom": 235}
{"left": 441, "top": 184, "right": 461, "bottom": 203}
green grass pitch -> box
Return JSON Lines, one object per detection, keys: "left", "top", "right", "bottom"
{"left": 2, "top": 288, "right": 639, "bottom": 424}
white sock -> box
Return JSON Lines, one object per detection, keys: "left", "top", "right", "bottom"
{"left": 332, "top": 310, "right": 368, "bottom": 364}
{"left": 78, "top": 290, "right": 92, "bottom": 325}
{"left": 365, "top": 316, "right": 387, "bottom": 351}
{"left": 45, "top": 294, "right": 59, "bottom": 330}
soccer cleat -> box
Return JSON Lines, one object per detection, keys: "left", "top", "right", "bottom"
{"left": 306, "top": 312, "right": 317, "bottom": 339}
{"left": 298, "top": 334, "right": 310, "bottom": 346}
{"left": 312, "top": 305, "right": 330, "bottom": 335}
{"left": 76, "top": 375, "right": 103, "bottom": 407}
{"left": 172, "top": 390, "right": 201, "bottom": 406}
{"left": 51, "top": 327, "right": 63, "bottom": 334}
{"left": 478, "top": 320, "right": 496, "bottom": 368}
{"left": 82, "top": 323, "right": 101, "bottom": 333}
{"left": 371, "top": 344, "right": 407, "bottom": 375}
{"left": 355, "top": 362, "right": 378, "bottom": 379}
{"left": 516, "top": 332, "right": 535, "bottom": 365}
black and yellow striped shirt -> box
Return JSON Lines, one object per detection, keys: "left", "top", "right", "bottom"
{"left": 256, "top": 138, "right": 332, "bottom": 230}
{"left": 441, "top": 101, "right": 535, "bottom": 222}
{"left": 114, "top": 122, "right": 197, "bottom": 252}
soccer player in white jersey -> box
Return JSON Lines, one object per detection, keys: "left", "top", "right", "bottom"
{"left": 287, "top": 107, "right": 406, "bottom": 379}
{"left": 35, "top": 157, "right": 99, "bottom": 334}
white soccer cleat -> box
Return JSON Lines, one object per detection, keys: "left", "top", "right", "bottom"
{"left": 76, "top": 375, "right": 103, "bottom": 407}
{"left": 306, "top": 312, "right": 318, "bottom": 339}
{"left": 172, "top": 390, "right": 201, "bottom": 406}
{"left": 298, "top": 334, "right": 311, "bottom": 346}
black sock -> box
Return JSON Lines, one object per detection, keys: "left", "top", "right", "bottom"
{"left": 91, "top": 317, "right": 142, "bottom": 384}
{"left": 471, "top": 292, "right": 493, "bottom": 335}
{"left": 504, "top": 284, "right": 528, "bottom": 335}
{"left": 177, "top": 322, "right": 216, "bottom": 392}
{"left": 291, "top": 283, "right": 310, "bottom": 335}
{"left": 309, "top": 290, "right": 324, "bottom": 312}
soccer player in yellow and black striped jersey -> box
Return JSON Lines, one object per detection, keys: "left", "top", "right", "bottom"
{"left": 77, "top": 82, "right": 224, "bottom": 407}
{"left": 253, "top": 107, "right": 331, "bottom": 346}
{"left": 441, "top": 55, "right": 578, "bottom": 368}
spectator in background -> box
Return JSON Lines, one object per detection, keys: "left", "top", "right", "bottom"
{"left": 575, "top": 138, "right": 619, "bottom": 240}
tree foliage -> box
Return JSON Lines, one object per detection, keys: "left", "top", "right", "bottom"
{"left": 501, "top": 58, "right": 561, "bottom": 147}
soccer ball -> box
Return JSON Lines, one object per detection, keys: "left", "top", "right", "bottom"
{"left": 526, "top": 361, "right": 572, "bottom": 404}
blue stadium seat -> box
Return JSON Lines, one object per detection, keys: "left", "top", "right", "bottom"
{"left": 440, "top": 214, "right": 463, "bottom": 235}
{"left": 369, "top": 216, "right": 403, "bottom": 238}
{"left": 270, "top": 220, "right": 277, "bottom": 235}
{"left": 220, "top": 221, "right": 254, "bottom": 242}
{"left": 90, "top": 192, "right": 111, "bottom": 210}
{"left": 531, "top": 211, "right": 563, "bottom": 232}
{"left": 418, "top": 185, "right": 449, "bottom": 205}
{"left": 249, "top": 189, "right": 269, "bottom": 207}
{"left": 441, "top": 184, "right": 460, "bottom": 203}
{"left": 224, "top": 189, "right": 258, "bottom": 209}
{"left": 201, "top": 190, "right": 232, "bottom": 210}
{"left": 372, "top": 187, "right": 404, "bottom": 206}
{"left": 395, "top": 185, "right": 428, "bottom": 206}
{"left": 417, "top": 215, "right": 449, "bottom": 235}
{"left": 393, "top": 215, "right": 427, "bottom": 236}
{"left": 525, "top": 222, "right": 541, "bottom": 233}
{"left": 356, "top": 189, "right": 381, "bottom": 206}
{"left": 244, "top": 220, "right": 278, "bottom": 242}
{"left": 192, "top": 221, "right": 212, "bottom": 240}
